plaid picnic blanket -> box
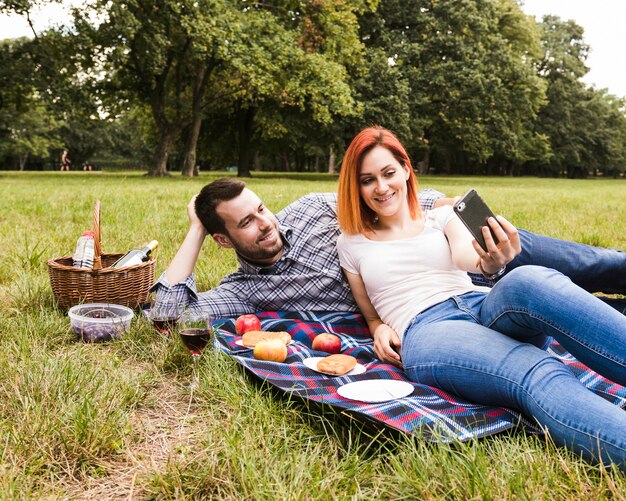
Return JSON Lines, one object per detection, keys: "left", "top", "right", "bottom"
{"left": 213, "top": 311, "right": 626, "bottom": 442}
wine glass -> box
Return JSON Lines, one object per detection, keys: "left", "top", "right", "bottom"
{"left": 149, "top": 296, "right": 180, "bottom": 334}
{"left": 178, "top": 308, "right": 213, "bottom": 388}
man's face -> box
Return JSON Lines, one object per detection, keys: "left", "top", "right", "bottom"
{"left": 214, "top": 188, "right": 284, "bottom": 265}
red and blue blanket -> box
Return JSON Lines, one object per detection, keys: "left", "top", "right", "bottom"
{"left": 213, "top": 311, "right": 626, "bottom": 442}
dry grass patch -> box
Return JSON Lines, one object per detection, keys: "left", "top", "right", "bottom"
{"left": 59, "top": 370, "right": 213, "bottom": 499}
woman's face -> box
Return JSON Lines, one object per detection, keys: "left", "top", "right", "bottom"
{"left": 359, "top": 146, "right": 410, "bottom": 220}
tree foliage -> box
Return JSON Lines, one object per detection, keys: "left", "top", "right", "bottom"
{"left": 359, "top": 0, "right": 549, "bottom": 173}
{"left": 0, "top": 38, "right": 63, "bottom": 169}
{"left": 531, "top": 15, "right": 626, "bottom": 178}
{"left": 1, "top": 0, "right": 625, "bottom": 178}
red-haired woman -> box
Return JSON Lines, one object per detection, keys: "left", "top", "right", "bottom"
{"left": 336, "top": 125, "right": 626, "bottom": 468}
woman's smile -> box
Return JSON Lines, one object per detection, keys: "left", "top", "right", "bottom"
{"left": 373, "top": 192, "right": 396, "bottom": 206}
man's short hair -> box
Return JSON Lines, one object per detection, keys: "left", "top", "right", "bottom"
{"left": 195, "top": 178, "right": 246, "bottom": 235}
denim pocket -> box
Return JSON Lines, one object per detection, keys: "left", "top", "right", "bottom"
{"left": 450, "top": 292, "right": 486, "bottom": 323}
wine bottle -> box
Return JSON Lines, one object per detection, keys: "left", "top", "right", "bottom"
{"left": 111, "top": 240, "right": 158, "bottom": 268}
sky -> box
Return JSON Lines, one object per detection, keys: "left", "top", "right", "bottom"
{"left": 522, "top": 0, "right": 626, "bottom": 98}
{"left": 1, "top": 1, "right": 625, "bottom": 98}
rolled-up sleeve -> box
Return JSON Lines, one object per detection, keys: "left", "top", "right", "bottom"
{"left": 150, "top": 271, "right": 255, "bottom": 320}
{"left": 150, "top": 271, "right": 198, "bottom": 303}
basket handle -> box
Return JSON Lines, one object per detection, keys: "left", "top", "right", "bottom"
{"left": 93, "top": 199, "right": 103, "bottom": 270}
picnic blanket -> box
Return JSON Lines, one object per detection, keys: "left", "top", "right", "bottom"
{"left": 213, "top": 311, "right": 626, "bottom": 442}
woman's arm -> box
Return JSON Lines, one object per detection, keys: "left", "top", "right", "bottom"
{"left": 342, "top": 268, "right": 403, "bottom": 368}
{"left": 446, "top": 214, "right": 521, "bottom": 275}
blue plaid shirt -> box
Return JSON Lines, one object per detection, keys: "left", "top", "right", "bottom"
{"left": 152, "top": 190, "right": 445, "bottom": 319}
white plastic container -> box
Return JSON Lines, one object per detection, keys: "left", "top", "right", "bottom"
{"left": 68, "top": 303, "right": 133, "bottom": 342}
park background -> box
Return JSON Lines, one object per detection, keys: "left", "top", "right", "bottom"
{"left": 1, "top": 171, "right": 625, "bottom": 498}
{"left": 2, "top": 1, "right": 626, "bottom": 498}
{"left": 1, "top": 0, "right": 626, "bottom": 179}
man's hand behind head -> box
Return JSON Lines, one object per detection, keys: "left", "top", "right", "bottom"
{"left": 187, "top": 195, "right": 208, "bottom": 236}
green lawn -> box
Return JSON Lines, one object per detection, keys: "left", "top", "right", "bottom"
{"left": 1, "top": 170, "right": 625, "bottom": 499}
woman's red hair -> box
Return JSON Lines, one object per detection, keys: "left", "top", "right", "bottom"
{"left": 337, "top": 126, "right": 421, "bottom": 234}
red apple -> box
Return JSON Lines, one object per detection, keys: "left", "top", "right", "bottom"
{"left": 312, "top": 333, "right": 342, "bottom": 354}
{"left": 235, "top": 314, "right": 261, "bottom": 335}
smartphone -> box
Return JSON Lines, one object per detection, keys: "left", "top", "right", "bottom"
{"left": 453, "top": 189, "right": 501, "bottom": 252}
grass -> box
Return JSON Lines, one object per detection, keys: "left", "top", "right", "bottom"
{"left": 0, "top": 170, "right": 625, "bottom": 499}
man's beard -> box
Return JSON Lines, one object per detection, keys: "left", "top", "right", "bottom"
{"left": 231, "top": 229, "right": 284, "bottom": 264}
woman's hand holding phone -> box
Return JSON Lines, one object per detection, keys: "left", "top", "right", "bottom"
{"left": 452, "top": 189, "right": 521, "bottom": 276}
{"left": 473, "top": 215, "right": 521, "bottom": 275}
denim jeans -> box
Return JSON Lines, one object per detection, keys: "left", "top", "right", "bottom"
{"left": 511, "top": 229, "right": 626, "bottom": 295}
{"left": 402, "top": 266, "right": 626, "bottom": 468}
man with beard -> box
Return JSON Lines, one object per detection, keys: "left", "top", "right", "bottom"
{"left": 152, "top": 178, "right": 626, "bottom": 318}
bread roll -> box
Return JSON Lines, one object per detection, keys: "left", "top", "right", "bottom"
{"left": 317, "top": 354, "right": 357, "bottom": 375}
{"left": 241, "top": 330, "right": 291, "bottom": 347}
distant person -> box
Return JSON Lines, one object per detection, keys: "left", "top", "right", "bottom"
{"left": 60, "top": 150, "right": 71, "bottom": 171}
{"left": 82, "top": 162, "right": 93, "bottom": 172}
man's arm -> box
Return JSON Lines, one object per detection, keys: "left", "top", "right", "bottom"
{"left": 433, "top": 196, "right": 458, "bottom": 208}
{"left": 165, "top": 196, "right": 208, "bottom": 285}
{"left": 418, "top": 188, "right": 446, "bottom": 210}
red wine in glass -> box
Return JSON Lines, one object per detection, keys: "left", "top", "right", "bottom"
{"left": 180, "top": 328, "right": 210, "bottom": 355}
{"left": 152, "top": 317, "right": 178, "bottom": 334}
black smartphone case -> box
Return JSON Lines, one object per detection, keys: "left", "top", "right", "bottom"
{"left": 453, "top": 189, "right": 499, "bottom": 251}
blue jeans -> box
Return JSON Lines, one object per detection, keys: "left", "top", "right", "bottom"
{"left": 511, "top": 229, "right": 626, "bottom": 295}
{"left": 402, "top": 266, "right": 626, "bottom": 468}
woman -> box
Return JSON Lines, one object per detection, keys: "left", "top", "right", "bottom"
{"left": 336, "top": 126, "right": 626, "bottom": 468}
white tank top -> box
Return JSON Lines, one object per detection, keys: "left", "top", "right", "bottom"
{"left": 337, "top": 206, "right": 490, "bottom": 337}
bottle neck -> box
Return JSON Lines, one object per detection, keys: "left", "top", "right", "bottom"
{"left": 143, "top": 240, "right": 158, "bottom": 256}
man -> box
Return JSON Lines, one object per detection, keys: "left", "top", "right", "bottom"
{"left": 152, "top": 178, "right": 626, "bottom": 318}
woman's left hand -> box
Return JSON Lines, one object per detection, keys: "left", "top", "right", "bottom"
{"left": 473, "top": 215, "right": 521, "bottom": 274}
{"left": 372, "top": 323, "right": 403, "bottom": 368}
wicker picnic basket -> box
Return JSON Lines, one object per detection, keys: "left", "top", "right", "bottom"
{"left": 47, "top": 200, "right": 156, "bottom": 310}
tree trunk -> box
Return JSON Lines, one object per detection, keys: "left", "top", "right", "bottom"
{"left": 328, "top": 145, "right": 337, "bottom": 174}
{"left": 181, "top": 116, "right": 202, "bottom": 177}
{"left": 283, "top": 152, "right": 291, "bottom": 172}
{"left": 148, "top": 79, "right": 176, "bottom": 176}
{"left": 19, "top": 153, "right": 28, "bottom": 171}
{"left": 182, "top": 66, "right": 210, "bottom": 177}
{"left": 148, "top": 126, "right": 176, "bottom": 176}
{"left": 442, "top": 154, "right": 451, "bottom": 175}
{"left": 237, "top": 107, "right": 255, "bottom": 178}
{"left": 415, "top": 148, "right": 430, "bottom": 175}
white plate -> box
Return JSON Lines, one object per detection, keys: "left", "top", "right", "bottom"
{"left": 337, "top": 379, "right": 414, "bottom": 403}
{"left": 235, "top": 339, "right": 293, "bottom": 347}
{"left": 302, "top": 357, "right": 366, "bottom": 376}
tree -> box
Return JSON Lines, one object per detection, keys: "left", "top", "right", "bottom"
{"left": 529, "top": 15, "right": 626, "bottom": 178}
{"left": 219, "top": 0, "right": 372, "bottom": 177}
{"left": 72, "top": 0, "right": 217, "bottom": 176}
{"left": 0, "top": 37, "right": 63, "bottom": 169}
{"left": 70, "top": 0, "right": 370, "bottom": 177}
{"left": 0, "top": 100, "right": 63, "bottom": 170}
{"left": 358, "top": 0, "right": 548, "bottom": 174}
